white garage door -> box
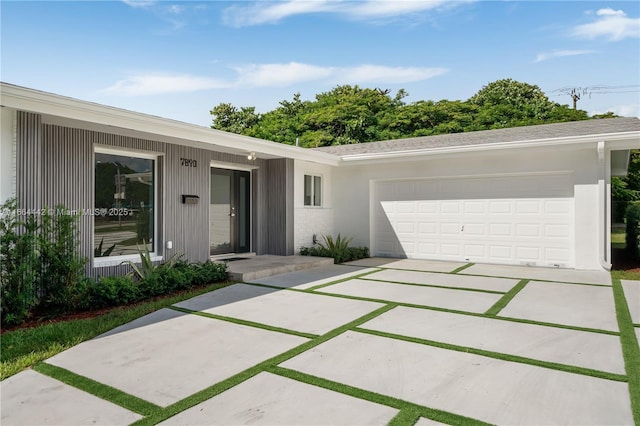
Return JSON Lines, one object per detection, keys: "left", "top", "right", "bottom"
{"left": 373, "top": 174, "right": 574, "bottom": 268}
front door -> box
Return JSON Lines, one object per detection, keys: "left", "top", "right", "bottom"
{"left": 210, "top": 168, "right": 250, "bottom": 255}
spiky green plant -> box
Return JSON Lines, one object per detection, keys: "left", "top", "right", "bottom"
{"left": 122, "top": 240, "right": 182, "bottom": 281}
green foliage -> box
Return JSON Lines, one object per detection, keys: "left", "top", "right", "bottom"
{"left": 625, "top": 203, "right": 640, "bottom": 259}
{"left": 88, "top": 276, "right": 140, "bottom": 309}
{"left": 122, "top": 241, "right": 181, "bottom": 282}
{"left": 94, "top": 237, "right": 116, "bottom": 257}
{"left": 0, "top": 199, "right": 39, "bottom": 326}
{"left": 210, "top": 79, "right": 595, "bottom": 147}
{"left": 1, "top": 200, "right": 87, "bottom": 325}
{"left": 135, "top": 208, "right": 152, "bottom": 244}
{"left": 36, "top": 206, "right": 87, "bottom": 313}
{"left": 210, "top": 103, "right": 261, "bottom": 135}
{"left": 300, "top": 234, "right": 369, "bottom": 264}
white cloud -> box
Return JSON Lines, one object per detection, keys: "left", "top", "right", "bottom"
{"left": 103, "top": 62, "right": 448, "bottom": 95}
{"left": 339, "top": 64, "right": 448, "bottom": 83}
{"left": 233, "top": 62, "right": 335, "bottom": 87}
{"left": 533, "top": 49, "right": 594, "bottom": 63}
{"left": 571, "top": 8, "right": 640, "bottom": 41}
{"left": 222, "top": 0, "right": 473, "bottom": 27}
{"left": 103, "top": 73, "right": 229, "bottom": 96}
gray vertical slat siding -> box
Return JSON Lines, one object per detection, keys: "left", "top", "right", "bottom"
{"left": 16, "top": 115, "right": 282, "bottom": 277}
{"left": 264, "top": 158, "right": 294, "bottom": 255}
{"left": 16, "top": 112, "right": 41, "bottom": 210}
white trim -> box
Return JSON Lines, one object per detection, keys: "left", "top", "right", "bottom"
{"left": 597, "top": 141, "right": 611, "bottom": 270}
{"left": 95, "top": 145, "right": 161, "bottom": 159}
{"left": 0, "top": 83, "right": 340, "bottom": 166}
{"left": 303, "top": 173, "right": 323, "bottom": 207}
{"left": 93, "top": 253, "right": 164, "bottom": 268}
{"left": 210, "top": 161, "right": 259, "bottom": 171}
{"left": 338, "top": 132, "right": 640, "bottom": 164}
{"left": 92, "top": 148, "right": 160, "bottom": 267}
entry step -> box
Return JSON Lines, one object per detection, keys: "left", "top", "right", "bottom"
{"left": 215, "top": 255, "right": 335, "bottom": 281}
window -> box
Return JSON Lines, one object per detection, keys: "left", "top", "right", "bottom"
{"left": 304, "top": 174, "right": 322, "bottom": 206}
{"left": 94, "top": 150, "right": 155, "bottom": 259}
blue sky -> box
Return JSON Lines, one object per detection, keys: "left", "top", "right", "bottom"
{"left": 2, "top": 1, "right": 639, "bottom": 127}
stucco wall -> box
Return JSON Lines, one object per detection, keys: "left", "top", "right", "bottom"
{"left": 332, "top": 145, "right": 602, "bottom": 270}
{"left": 294, "top": 159, "right": 334, "bottom": 252}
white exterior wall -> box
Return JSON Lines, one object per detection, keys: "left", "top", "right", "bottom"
{"left": 332, "top": 145, "right": 602, "bottom": 270}
{"left": 294, "top": 159, "right": 334, "bottom": 251}
{"left": 0, "top": 108, "right": 17, "bottom": 203}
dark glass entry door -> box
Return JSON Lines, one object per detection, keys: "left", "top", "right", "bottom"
{"left": 210, "top": 168, "right": 250, "bottom": 255}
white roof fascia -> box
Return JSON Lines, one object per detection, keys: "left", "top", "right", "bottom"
{"left": 338, "top": 132, "right": 640, "bottom": 164}
{"left": 0, "top": 83, "right": 340, "bottom": 166}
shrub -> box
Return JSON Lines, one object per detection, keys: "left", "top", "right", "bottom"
{"left": 300, "top": 234, "right": 369, "bottom": 264}
{"left": 37, "top": 206, "right": 87, "bottom": 312}
{"left": 88, "top": 276, "right": 140, "bottom": 309}
{"left": 626, "top": 202, "right": 640, "bottom": 259}
{"left": 0, "top": 199, "right": 39, "bottom": 326}
{"left": 189, "top": 261, "right": 228, "bottom": 285}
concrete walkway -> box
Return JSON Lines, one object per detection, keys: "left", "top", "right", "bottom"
{"left": 2, "top": 260, "right": 637, "bottom": 425}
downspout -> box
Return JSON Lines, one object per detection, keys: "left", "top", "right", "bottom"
{"left": 597, "top": 141, "right": 611, "bottom": 270}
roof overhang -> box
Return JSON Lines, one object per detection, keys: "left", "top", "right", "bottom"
{"left": 337, "top": 131, "right": 640, "bottom": 165}
{"left": 0, "top": 83, "right": 340, "bottom": 166}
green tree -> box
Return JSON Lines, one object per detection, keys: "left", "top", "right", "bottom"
{"left": 469, "top": 78, "right": 588, "bottom": 127}
{"left": 210, "top": 103, "right": 260, "bottom": 135}
{"left": 209, "top": 78, "right": 598, "bottom": 146}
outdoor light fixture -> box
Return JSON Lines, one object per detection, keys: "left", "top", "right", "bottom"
{"left": 247, "top": 152, "right": 257, "bottom": 161}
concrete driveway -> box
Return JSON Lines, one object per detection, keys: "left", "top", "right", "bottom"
{"left": 2, "top": 259, "right": 639, "bottom": 425}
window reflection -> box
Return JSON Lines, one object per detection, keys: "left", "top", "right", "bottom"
{"left": 94, "top": 152, "right": 154, "bottom": 257}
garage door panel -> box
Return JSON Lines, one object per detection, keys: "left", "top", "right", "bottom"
{"left": 545, "top": 224, "right": 570, "bottom": 238}
{"left": 417, "top": 242, "right": 438, "bottom": 255}
{"left": 489, "top": 201, "right": 513, "bottom": 214}
{"left": 441, "top": 223, "right": 462, "bottom": 235}
{"left": 463, "top": 201, "right": 485, "bottom": 214}
{"left": 517, "top": 224, "right": 542, "bottom": 237}
{"left": 464, "top": 223, "right": 486, "bottom": 236}
{"left": 418, "top": 222, "right": 437, "bottom": 234}
{"left": 441, "top": 244, "right": 462, "bottom": 256}
{"left": 489, "top": 223, "right": 513, "bottom": 236}
{"left": 545, "top": 199, "right": 572, "bottom": 215}
{"left": 489, "top": 245, "right": 512, "bottom": 259}
{"left": 440, "top": 201, "right": 461, "bottom": 214}
{"left": 516, "top": 201, "right": 541, "bottom": 214}
{"left": 418, "top": 202, "right": 437, "bottom": 213}
{"left": 373, "top": 175, "right": 574, "bottom": 267}
{"left": 464, "top": 244, "right": 486, "bottom": 257}
{"left": 545, "top": 248, "right": 571, "bottom": 262}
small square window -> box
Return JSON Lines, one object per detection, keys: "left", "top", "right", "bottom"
{"left": 304, "top": 174, "right": 322, "bottom": 207}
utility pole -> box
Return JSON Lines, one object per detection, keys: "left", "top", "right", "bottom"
{"left": 551, "top": 85, "right": 640, "bottom": 110}
{"left": 569, "top": 88, "right": 580, "bottom": 110}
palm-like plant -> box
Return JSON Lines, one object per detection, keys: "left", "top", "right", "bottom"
{"left": 122, "top": 240, "right": 182, "bottom": 281}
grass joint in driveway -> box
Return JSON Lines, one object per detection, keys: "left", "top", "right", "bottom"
{"left": 353, "top": 327, "right": 628, "bottom": 382}
{"left": 168, "top": 305, "right": 319, "bottom": 339}
{"left": 33, "top": 363, "right": 161, "bottom": 416}
{"left": 267, "top": 366, "right": 492, "bottom": 426}
{"left": 484, "top": 279, "right": 529, "bottom": 316}
{"left": 450, "top": 263, "right": 475, "bottom": 274}
{"left": 612, "top": 278, "right": 640, "bottom": 424}
{"left": 132, "top": 304, "right": 399, "bottom": 425}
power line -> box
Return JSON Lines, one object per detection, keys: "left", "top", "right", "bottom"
{"left": 550, "top": 85, "right": 640, "bottom": 109}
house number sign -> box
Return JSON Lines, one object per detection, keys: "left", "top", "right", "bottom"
{"left": 180, "top": 158, "right": 197, "bottom": 167}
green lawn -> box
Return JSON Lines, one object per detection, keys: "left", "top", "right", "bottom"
{"left": 612, "top": 227, "right": 626, "bottom": 249}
